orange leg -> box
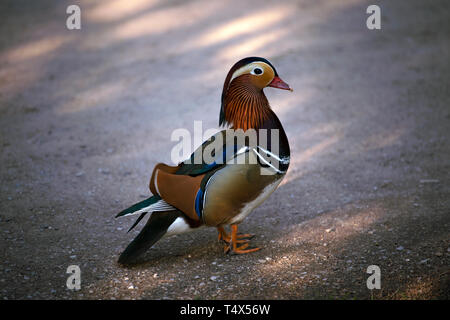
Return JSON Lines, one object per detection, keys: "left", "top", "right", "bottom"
{"left": 223, "top": 224, "right": 260, "bottom": 254}
{"left": 217, "top": 226, "right": 231, "bottom": 243}
{"left": 217, "top": 226, "right": 254, "bottom": 244}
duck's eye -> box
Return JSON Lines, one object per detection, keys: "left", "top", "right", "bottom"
{"left": 251, "top": 67, "right": 263, "bottom": 75}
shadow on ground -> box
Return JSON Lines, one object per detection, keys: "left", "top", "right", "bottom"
{"left": 0, "top": 0, "right": 449, "bottom": 299}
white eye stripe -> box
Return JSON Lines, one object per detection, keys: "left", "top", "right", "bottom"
{"left": 229, "top": 61, "right": 272, "bottom": 84}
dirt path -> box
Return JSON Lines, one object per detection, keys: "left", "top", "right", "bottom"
{"left": 0, "top": 0, "right": 448, "bottom": 299}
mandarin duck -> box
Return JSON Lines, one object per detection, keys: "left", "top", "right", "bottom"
{"left": 116, "top": 57, "right": 292, "bottom": 264}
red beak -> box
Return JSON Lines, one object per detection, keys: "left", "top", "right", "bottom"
{"left": 268, "top": 76, "right": 293, "bottom": 91}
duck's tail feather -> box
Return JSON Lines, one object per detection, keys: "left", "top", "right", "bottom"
{"left": 116, "top": 195, "right": 169, "bottom": 218}
{"left": 115, "top": 195, "right": 176, "bottom": 232}
{"left": 118, "top": 210, "right": 182, "bottom": 265}
{"left": 126, "top": 212, "right": 146, "bottom": 233}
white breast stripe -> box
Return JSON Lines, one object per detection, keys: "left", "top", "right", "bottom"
{"left": 236, "top": 146, "right": 249, "bottom": 155}
{"left": 252, "top": 148, "right": 283, "bottom": 174}
{"left": 257, "top": 146, "right": 290, "bottom": 164}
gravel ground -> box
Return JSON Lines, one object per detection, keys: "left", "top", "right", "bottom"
{"left": 0, "top": 0, "right": 449, "bottom": 300}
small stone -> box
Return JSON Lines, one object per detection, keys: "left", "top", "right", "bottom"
{"left": 419, "top": 258, "right": 429, "bottom": 264}
{"left": 325, "top": 227, "right": 335, "bottom": 233}
{"left": 70, "top": 255, "right": 77, "bottom": 259}
{"left": 127, "top": 285, "right": 134, "bottom": 290}
{"left": 98, "top": 168, "right": 110, "bottom": 174}
{"left": 396, "top": 246, "right": 404, "bottom": 251}
{"left": 153, "top": 273, "right": 158, "bottom": 278}
{"left": 435, "top": 252, "right": 442, "bottom": 257}
{"left": 380, "top": 180, "right": 392, "bottom": 188}
{"left": 210, "top": 276, "right": 218, "bottom": 281}
{"left": 419, "top": 179, "right": 439, "bottom": 184}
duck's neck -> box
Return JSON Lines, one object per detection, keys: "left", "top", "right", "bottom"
{"left": 222, "top": 75, "right": 271, "bottom": 131}
{"left": 221, "top": 76, "right": 290, "bottom": 159}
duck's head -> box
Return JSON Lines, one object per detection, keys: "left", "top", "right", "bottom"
{"left": 219, "top": 57, "right": 292, "bottom": 130}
